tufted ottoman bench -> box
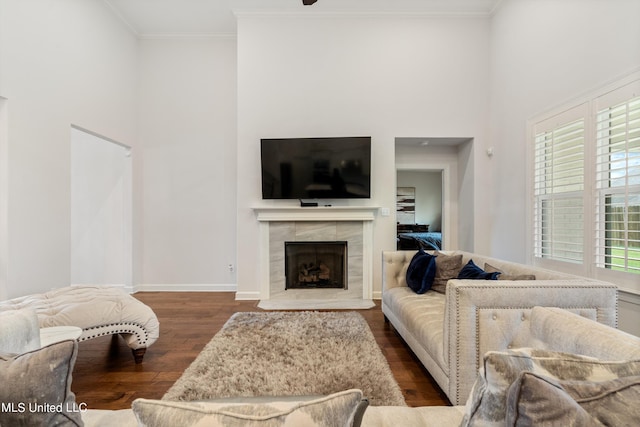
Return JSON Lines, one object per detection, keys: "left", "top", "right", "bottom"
{"left": 0, "top": 285, "right": 159, "bottom": 363}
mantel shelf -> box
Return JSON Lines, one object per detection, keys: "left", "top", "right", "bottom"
{"left": 252, "top": 205, "right": 380, "bottom": 222}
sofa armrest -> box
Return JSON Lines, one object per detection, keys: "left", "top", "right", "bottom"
{"left": 443, "top": 279, "right": 618, "bottom": 405}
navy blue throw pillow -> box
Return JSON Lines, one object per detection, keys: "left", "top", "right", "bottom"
{"left": 406, "top": 249, "right": 437, "bottom": 294}
{"left": 457, "top": 259, "right": 501, "bottom": 280}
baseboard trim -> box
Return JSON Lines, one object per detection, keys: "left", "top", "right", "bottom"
{"left": 619, "top": 290, "right": 640, "bottom": 306}
{"left": 133, "top": 284, "right": 237, "bottom": 292}
{"left": 235, "top": 291, "right": 261, "bottom": 300}
{"left": 258, "top": 299, "right": 375, "bottom": 310}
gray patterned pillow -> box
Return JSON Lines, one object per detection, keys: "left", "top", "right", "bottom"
{"left": 132, "top": 389, "right": 364, "bottom": 427}
{"left": 484, "top": 263, "right": 535, "bottom": 281}
{"left": 505, "top": 371, "right": 640, "bottom": 426}
{"left": 0, "top": 340, "right": 83, "bottom": 427}
{"left": 460, "top": 348, "right": 640, "bottom": 427}
{"left": 431, "top": 252, "right": 463, "bottom": 293}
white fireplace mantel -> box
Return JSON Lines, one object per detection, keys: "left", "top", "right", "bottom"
{"left": 252, "top": 205, "right": 379, "bottom": 308}
{"left": 252, "top": 205, "right": 379, "bottom": 222}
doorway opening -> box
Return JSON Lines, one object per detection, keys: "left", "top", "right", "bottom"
{"left": 394, "top": 136, "right": 474, "bottom": 252}
{"left": 396, "top": 170, "right": 443, "bottom": 250}
{"left": 70, "top": 126, "right": 132, "bottom": 291}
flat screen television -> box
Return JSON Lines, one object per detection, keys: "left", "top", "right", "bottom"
{"left": 261, "top": 136, "right": 371, "bottom": 200}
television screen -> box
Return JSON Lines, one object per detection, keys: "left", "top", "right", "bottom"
{"left": 261, "top": 137, "right": 371, "bottom": 200}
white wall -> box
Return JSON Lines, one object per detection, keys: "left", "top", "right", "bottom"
{"left": 489, "top": 0, "right": 640, "bottom": 262}
{"left": 397, "top": 170, "right": 442, "bottom": 231}
{"left": 489, "top": 0, "right": 640, "bottom": 334}
{"left": 236, "top": 14, "right": 491, "bottom": 298}
{"left": 137, "top": 37, "right": 237, "bottom": 290}
{"left": 0, "top": 0, "right": 138, "bottom": 298}
{"left": 0, "top": 97, "right": 7, "bottom": 300}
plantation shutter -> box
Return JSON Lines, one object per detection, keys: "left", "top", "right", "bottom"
{"left": 594, "top": 82, "right": 640, "bottom": 274}
{"left": 533, "top": 107, "right": 586, "bottom": 264}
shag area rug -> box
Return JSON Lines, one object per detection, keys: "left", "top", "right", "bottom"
{"left": 163, "top": 311, "right": 406, "bottom": 407}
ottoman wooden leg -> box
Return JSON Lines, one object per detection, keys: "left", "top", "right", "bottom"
{"left": 132, "top": 348, "right": 147, "bottom": 364}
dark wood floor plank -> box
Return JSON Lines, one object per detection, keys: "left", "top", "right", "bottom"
{"left": 71, "top": 292, "right": 450, "bottom": 410}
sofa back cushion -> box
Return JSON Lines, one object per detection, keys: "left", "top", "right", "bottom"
{"left": 455, "top": 251, "right": 578, "bottom": 281}
{"left": 530, "top": 306, "right": 640, "bottom": 360}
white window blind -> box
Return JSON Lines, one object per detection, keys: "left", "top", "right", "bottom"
{"left": 533, "top": 112, "right": 585, "bottom": 263}
{"left": 594, "top": 89, "right": 640, "bottom": 275}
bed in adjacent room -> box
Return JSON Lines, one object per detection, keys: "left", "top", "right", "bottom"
{"left": 397, "top": 231, "right": 442, "bottom": 250}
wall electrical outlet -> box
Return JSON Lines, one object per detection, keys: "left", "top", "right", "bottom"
{"left": 380, "top": 207, "right": 391, "bottom": 217}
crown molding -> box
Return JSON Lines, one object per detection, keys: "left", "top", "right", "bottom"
{"left": 138, "top": 33, "right": 237, "bottom": 40}
{"left": 233, "top": 10, "right": 491, "bottom": 20}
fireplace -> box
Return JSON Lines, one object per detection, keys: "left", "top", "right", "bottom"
{"left": 285, "top": 241, "right": 347, "bottom": 290}
{"left": 253, "top": 206, "right": 377, "bottom": 309}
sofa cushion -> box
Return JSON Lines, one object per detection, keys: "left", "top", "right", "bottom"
{"left": 132, "top": 389, "right": 364, "bottom": 427}
{"left": 484, "top": 263, "right": 535, "bottom": 281}
{"left": 457, "top": 260, "right": 500, "bottom": 280}
{"left": 382, "top": 287, "right": 447, "bottom": 375}
{"left": 362, "top": 405, "right": 466, "bottom": 427}
{"left": 406, "top": 249, "right": 437, "bottom": 294}
{"left": 431, "top": 252, "right": 463, "bottom": 293}
{"left": 0, "top": 340, "right": 83, "bottom": 427}
{"left": 460, "top": 348, "right": 640, "bottom": 427}
{"left": 505, "top": 371, "right": 640, "bottom": 427}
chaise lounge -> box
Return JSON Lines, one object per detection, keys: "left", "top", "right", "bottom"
{"left": 0, "top": 285, "right": 159, "bottom": 363}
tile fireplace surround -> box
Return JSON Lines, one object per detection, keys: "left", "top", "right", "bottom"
{"left": 253, "top": 206, "right": 378, "bottom": 310}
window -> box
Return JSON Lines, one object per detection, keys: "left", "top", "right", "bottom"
{"left": 533, "top": 109, "right": 586, "bottom": 264}
{"left": 531, "top": 75, "right": 640, "bottom": 283}
{"left": 595, "top": 93, "right": 640, "bottom": 274}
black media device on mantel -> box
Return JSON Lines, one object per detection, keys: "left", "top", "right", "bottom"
{"left": 260, "top": 136, "right": 371, "bottom": 200}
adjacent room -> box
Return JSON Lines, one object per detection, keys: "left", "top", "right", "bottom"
{"left": 1, "top": 0, "right": 639, "bottom": 425}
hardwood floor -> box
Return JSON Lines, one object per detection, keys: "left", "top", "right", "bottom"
{"left": 72, "top": 292, "right": 450, "bottom": 410}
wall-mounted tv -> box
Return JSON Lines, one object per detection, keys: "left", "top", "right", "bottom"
{"left": 261, "top": 137, "right": 371, "bottom": 200}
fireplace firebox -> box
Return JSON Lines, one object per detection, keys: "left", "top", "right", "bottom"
{"left": 285, "top": 241, "right": 347, "bottom": 290}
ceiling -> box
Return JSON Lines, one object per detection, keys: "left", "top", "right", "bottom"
{"left": 104, "top": 0, "right": 503, "bottom": 37}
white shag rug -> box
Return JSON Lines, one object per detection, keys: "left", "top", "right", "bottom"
{"left": 163, "top": 311, "right": 406, "bottom": 407}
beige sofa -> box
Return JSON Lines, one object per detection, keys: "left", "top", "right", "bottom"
{"left": 2, "top": 304, "right": 639, "bottom": 426}
{"left": 381, "top": 250, "right": 619, "bottom": 405}
{"left": 81, "top": 306, "right": 640, "bottom": 426}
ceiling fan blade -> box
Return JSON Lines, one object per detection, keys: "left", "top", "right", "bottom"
{"left": 302, "top": 0, "right": 318, "bottom": 5}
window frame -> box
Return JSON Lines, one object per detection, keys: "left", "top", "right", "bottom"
{"left": 527, "top": 72, "right": 640, "bottom": 295}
